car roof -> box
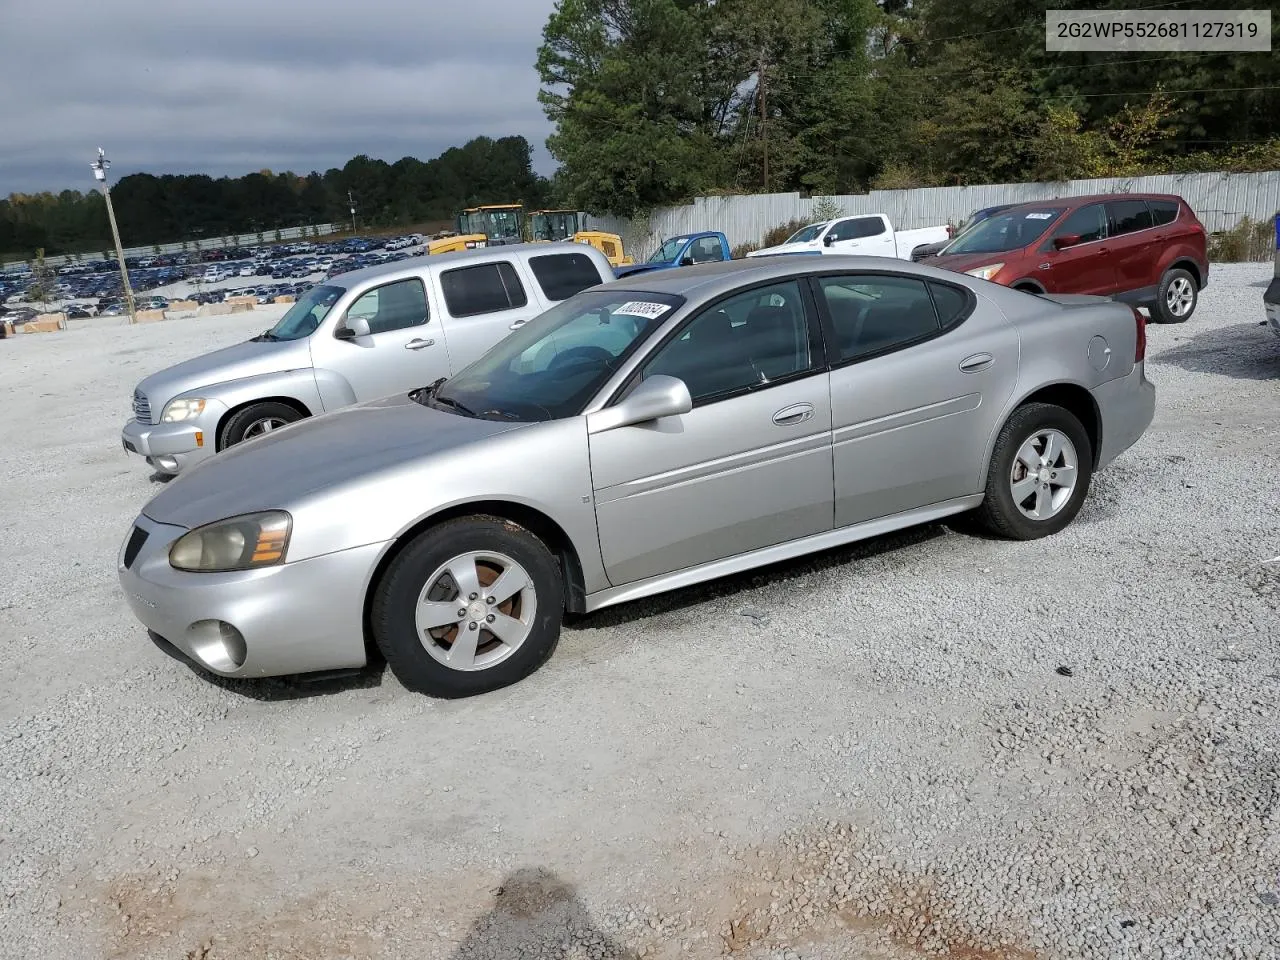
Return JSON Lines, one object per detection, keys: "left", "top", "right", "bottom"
{"left": 599, "top": 254, "right": 985, "bottom": 301}
{"left": 997, "top": 192, "right": 1185, "bottom": 214}
{"left": 317, "top": 241, "right": 606, "bottom": 287}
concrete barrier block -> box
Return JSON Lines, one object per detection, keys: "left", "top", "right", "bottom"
{"left": 167, "top": 299, "right": 198, "bottom": 311}
{"left": 229, "top": 302, "right": 254, "bottom": 314}
{"left": 17, "top": 314, "right": 67, "bottom": 333}
{"left": 135, "top": 309, "right": 168, "bottom": 324}
{"left": 197, "top": 303, "right": 233, "bottom": 317}
{"left": 226, "top": 296, "right": 258, "bottom": 306}
{"left": 273, "top": 295, "right": 296, "bottom": 304}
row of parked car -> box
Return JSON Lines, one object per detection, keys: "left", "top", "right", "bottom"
{"left": 632, "top": 192, "right": 1211, "bottom": 326}
{"left": 117, "top": 226, "right": 1164, "bottom": 698}
{"left": 0, "top": 232, "right": 435, "bottom": 315}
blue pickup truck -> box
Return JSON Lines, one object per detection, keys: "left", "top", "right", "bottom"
{"left": 613, "top": 231, "right": 732, "bottom": 279}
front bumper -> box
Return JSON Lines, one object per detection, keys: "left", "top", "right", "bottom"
{"left": 117, "top": 513, "right": 389, "bottom": 679}
{"left": 121, "top": 401, "right": 228, "bottom": 474}
{"left": 1265, "top": 278, "right": 1280, "bottom": 339}
{"left": 1093, "top": 361, "right": 1156, "bottom": 472}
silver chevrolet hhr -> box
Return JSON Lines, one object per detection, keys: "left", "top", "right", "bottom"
{"left": 119, "top": 255, "right": 1155, "bottom": 698}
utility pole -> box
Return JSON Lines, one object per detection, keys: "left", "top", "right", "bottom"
{"left": 90, "top": 147, "right": 137, "bottom": 324}
{"left": 347, "top": 190, "right": 358, "bottom": 234}
{"left": 758, "top": 51, "right": 769, "bottom": 192}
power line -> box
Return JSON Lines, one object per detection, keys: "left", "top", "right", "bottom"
{"left": 888, "top": 0, "right": 1208, "bottom": 49}
{"left": 1038, "top": 84, "right": 1280, "bottom": 100}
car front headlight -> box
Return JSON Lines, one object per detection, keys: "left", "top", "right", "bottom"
{"left": 963, "top": 263, "right": 1005, "bottom": 281}
{"left": 161, "top": 398, "right": 207, "bottom": 422}
{"left": 169, "top": 511, "right": 291, "bottom": 572}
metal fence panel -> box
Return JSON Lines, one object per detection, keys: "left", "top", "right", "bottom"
{"left": 585, "top": 171, "right": 1280, "bottom": 261}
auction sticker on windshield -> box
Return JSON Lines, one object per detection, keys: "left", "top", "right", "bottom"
{"left": 614, "top": 301, "right": 671, "bottom": 319}
{"left": 1025, "top": 212, "right": 1055, "bottom": 219}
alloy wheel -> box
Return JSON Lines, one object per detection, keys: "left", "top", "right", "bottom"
{"left": 1166, "top": 276, "right": 1195, "bottom": 317}
{"left": 241, "top": 417, "right": 289, "bottom": 439}
{"left": 414, "top": 551, "right": 537, "bottom": 671}
{"left": 1010, "top": 429, "right": 1079, "bottom": 521}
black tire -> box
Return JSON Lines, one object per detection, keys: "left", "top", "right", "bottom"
{"left": 371, "top": 516, "right": 564, "bottom": 698}
{"left": 974, "top": 402, "right": 1094, "bottom": 541}
{"left": 1151, "top": 267, "right": 1197, "bottom": 324}
{"left": 217, "top": 401, "right": 303, "bottom": 449}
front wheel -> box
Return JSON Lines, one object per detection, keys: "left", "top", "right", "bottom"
{"left": 974, "top": 402, "right": 1094, "bottom": 540}
{"left": 218, "top": 401, "right": 303, "bottom": 449}
{"left": 371, "top": 517, "right": 564, "bottom": 697}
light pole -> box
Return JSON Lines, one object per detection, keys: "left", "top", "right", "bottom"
{"left": 347, "top": 190, "right": 357, "bottom": 234}
{"left": 91, "top": 147, "right": 137, "bottom": 324}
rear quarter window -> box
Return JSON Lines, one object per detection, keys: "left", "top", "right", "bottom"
{"left": 528, "top": 252, "right": 605, "bottom": 301}
{"left": 1149, "top": 200, "right": 1179, "bottom": 227}
{"left": 926, "top": 281, "right": 972, "bottom": 330}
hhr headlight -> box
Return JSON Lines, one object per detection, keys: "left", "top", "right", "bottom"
{"left": 161, "top": 398, "right": 207, "bottom": 422}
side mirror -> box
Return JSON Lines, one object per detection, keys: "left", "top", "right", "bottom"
{"left": 335, "top": 314, "right": 371, "bottom": 340}
{"left": 1053, "top": 233, "right": 1082, "bottom": 250}
{"left": 587, "top": 375, "right": 692, "bottom": 434}
{"left": 678, "top": 253, "right": 695, "bottom": 267}
{"left": 822, "top": 234, "right": 835, "bottom": 247}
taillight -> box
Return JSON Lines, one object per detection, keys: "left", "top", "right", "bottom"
{"left": 1132, "top": 306, "right": 1146, "bottom": 362}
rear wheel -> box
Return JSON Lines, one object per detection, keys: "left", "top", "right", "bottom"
{"left": 218, "top": 401, "right": 303, "bottom": 449}
{"left": 974, "top": 402, "right": 1093, "bottom": 540}
{"left": 371, "top": 517, "right": 564, "bottom": 698}
{"left": 1152, "top": 267, "right": 1197, "bottom": 324}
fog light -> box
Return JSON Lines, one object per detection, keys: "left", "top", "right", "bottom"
{"left": 155, "top": 455, "right": 178, "bottom": 472}
{"left": 186, "top": 619, "right": 247, "bottom": 671}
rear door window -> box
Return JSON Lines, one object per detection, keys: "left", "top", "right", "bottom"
{"left": 440, "top": 261, "right": 528, "bottom": 318}
{"left": 818, "top": 275, "right": 942, "bottom": 363}
{"left": 1107, "top": 200, "right": 1154, "bottom": 235}
{"left": 528, "top": 252, "right": 605, "bottom": 301}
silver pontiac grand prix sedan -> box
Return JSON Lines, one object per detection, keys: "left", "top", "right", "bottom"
{"left": 119, "top": 255, "right": 1155, "bottom": 697}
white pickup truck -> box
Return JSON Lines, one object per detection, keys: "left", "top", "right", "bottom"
{"left": 747, "top": 214, "right": 951, "bottom": 261}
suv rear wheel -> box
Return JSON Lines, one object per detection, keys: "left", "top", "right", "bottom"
{"left": 1152, "top": 267, "right": 1197, "bottom": 324}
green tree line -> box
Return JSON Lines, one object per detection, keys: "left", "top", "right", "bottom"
{"left": 0, "top": 135, "right": 549, "bottom": 259}
{"left": 537, "top": 0, "right": 1280, "bottom": 217}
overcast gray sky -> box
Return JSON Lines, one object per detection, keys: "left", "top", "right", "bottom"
{"left": 0, "top": 0, "right": 560, "bottom": 195}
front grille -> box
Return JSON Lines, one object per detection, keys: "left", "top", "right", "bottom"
{"left": 132, "top": 390, "right": 153, "bottom": 424}
{"left": 123, "top": 525, "right": 149, "bottom": 569}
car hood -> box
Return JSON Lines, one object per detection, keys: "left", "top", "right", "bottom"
{"left": 921, "top": 250, "right": 1025, "bottom": 274}
{"left": 140, "top": 393, "right": 530, "bottom": 530}
{"left": 134, "top": 336, "right": 311, "bottom": 410}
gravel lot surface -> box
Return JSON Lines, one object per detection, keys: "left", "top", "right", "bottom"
{"left": 1, "top": 264, "right": 1277, "bottom": 960}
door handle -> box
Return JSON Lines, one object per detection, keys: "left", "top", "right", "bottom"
{"left": 1097, "top": 246, "right": 1109, "bottom": 254}
{"left": 509, "top": 318, "right": 528, "bottom": 330}
{"left": 959, "top": 353, "right": 994, "bottom": 373}
{"left": 772, "top": 403, "right": 814, "bottom": 426}
{"left": 405, "top": 338, "right": 434, "bottom": 350}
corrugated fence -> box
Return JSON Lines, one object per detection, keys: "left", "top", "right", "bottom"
{"left": 584, "top": 171, "right": 1280, "bottom": 260}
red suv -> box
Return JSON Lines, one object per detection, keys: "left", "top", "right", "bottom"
{"left": 924, "top": 193, "right": 1209, "bottom": 324}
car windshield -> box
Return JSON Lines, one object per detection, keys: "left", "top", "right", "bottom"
{"left": 785, "top": 222, "right": 827, "bottom": 243}
{"left": 427, "top": 290, "right": 685, "bottom": 422}
{"left": 260, "top": 284, "right": 344, "bottom": 340}
{"left": 647, "top": 238, "right": 688, "bottom": 264}
{"left": 941, "top": 207, "right": 1066, "bottom": 255}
